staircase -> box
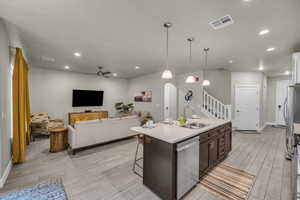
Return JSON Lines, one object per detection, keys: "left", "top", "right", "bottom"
{"left": 201, "top": 90, "right": 232, "bottom": 120}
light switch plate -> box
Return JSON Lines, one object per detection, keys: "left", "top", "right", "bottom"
{"left": 1, "top": 112, "right": 4, "bottom": 120}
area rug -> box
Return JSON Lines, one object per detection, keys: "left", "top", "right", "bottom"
{"left": 0, "top": 178, "right": 68, "bottom": 200}
{"left": 200, "top": 164, "right": 256, "bottom": 200}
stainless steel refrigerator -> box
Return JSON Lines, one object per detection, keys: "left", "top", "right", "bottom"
{"left": 288, "top": 52, "right": 300, "bottom": 200}
{"left": 285, "top": 86, "right": 300, "bottom": 157}
{"left": 287, "top": 85, "right": 300, "bottom": 200}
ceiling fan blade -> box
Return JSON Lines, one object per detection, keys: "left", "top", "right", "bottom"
{"left": 96, "top": 66, "right": 111, "bottom": 78}
{"left": 96, "top": 71, "right": 103, "bottom": 76}
{"left": 102, "top": 72, "right": 111, "bottom": 75}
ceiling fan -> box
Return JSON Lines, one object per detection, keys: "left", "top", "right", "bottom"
{"left": 96, "top": 66, "right": 112, "bottom": 78}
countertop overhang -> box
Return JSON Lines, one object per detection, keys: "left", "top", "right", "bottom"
{"left": 131, "top": 118, "right": 230, "bottom": 144}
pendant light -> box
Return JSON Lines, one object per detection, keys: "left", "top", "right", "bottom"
{"left": 161, "top": 22, "right": 173, "bottom": 79}
{"left": 185, "top": 37, "right": 196, "bottom": 83}
{"left": 202, "top": 48, "right": 210, "bottom": 87}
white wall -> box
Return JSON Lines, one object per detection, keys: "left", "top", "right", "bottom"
{"left": 0, "top": 19, "right": 26, "bottom": 180}
{"left": 231, "top": 72, "right": 267, "bottom": 129}
{"left": 30, "top": 67, "right": 231, "bottom": 125}
{"left": 262, "top": 75, "right": 268, "bottom": 127}
{"left": 175, "top": 71, "right": 205, "bottom": 119}
{"left": 127, "top": 72, "right": 167, "bottom": 121}
{"left": 127, "top": 71, "right": 205, "bottom": 122}
{"left": 204, "top": 69, "right": 231, "bottom": 104}
{"left": 29, "top": 67, "right": 129, "bottom": 122}
{"left": 0, "top": 19, "right": 11, "bottom": 179}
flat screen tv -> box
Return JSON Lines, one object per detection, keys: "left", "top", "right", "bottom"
{"left": 72, "top": 89, "right": 104, "bottom": 107}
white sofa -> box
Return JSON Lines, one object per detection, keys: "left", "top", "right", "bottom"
{"left": 68, "top": 115, "right": 140, "bottom": 153}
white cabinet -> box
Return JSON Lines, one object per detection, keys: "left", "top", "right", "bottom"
{"left": 292, "top": 53, "right": 300, "bottom": 85}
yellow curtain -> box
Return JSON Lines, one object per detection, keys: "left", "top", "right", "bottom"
{"left": 12, "top": 48, "right": 31, "bottom": 164}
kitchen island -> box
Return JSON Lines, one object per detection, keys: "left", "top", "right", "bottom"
{"left": 131, "top": 118, "right": 232, "bottom": 200}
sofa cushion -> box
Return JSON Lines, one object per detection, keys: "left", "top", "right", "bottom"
{"left": 30, "top": 112, "right": 50, "bottom": 135}
{"left": 74, "top": 119, "right": 100, "bottom": 128}
{"left": 120, "top": 115, "right": 138, "bottom": 120}
{"left": 48, "top": 119, "right": 64, "bottom": 130}
{"left": 106, "top": 117, "right": 121, "bottom": 121}
{"left": 69, "top": 116, "right": 140, "bottom": 149}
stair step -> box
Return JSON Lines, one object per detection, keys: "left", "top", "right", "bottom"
{"left": 202, "top": 90, "right": 232, "bottom": 120}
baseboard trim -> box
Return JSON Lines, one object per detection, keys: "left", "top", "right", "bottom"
{"left": 258, "top": 123, "right": 268, "bottom": 132}
{"left": 0, "top": 159, "right": 12, "bottom": 188}
{"left": 266, "top": 122, "right": 278, "bottom": 126}
{"left": 258, "top": 122, "right": 282, "bottom": 132}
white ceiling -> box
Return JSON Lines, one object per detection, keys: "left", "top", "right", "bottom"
{"left": 1, "top": 0, "right": 300, "bottom": 78}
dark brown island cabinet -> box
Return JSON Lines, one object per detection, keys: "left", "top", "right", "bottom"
{"left": 143, "top": 122, "right": 232, "bottom": 200}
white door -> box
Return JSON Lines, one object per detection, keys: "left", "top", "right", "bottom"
{"left": 235, "top": 84, "right": 260, "bottom": 130}
{"left": 164, "top": 83, "right": 177, "bottom": 120}
{"left": 276, "top": 80, "right": 290, "bottom": 125}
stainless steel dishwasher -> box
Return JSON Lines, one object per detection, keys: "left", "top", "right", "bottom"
{"left": 292, "top": 145, "right": 300, "bottom": 200}
{"left": 177, "top": 136, "right": 199, "bottom": 199}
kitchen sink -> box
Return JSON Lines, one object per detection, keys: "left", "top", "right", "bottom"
{"left": 181, "top": 122, "right": 209, "bottom": 129}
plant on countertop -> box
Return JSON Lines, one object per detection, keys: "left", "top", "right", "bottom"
{"left": 139, "top": 112, "right": 153, "bottom": 126}
{"left": 115, "top": 102, "right": 134, "bottom": 115}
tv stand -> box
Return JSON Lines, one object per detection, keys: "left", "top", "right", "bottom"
{"left": 69, "top": 111, "right": 108, "bottom": 126}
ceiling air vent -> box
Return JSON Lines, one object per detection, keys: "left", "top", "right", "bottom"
{"left": 209, "top": 15, "right": 234, "bottom": 30}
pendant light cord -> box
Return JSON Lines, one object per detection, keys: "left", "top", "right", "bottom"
{"left": 166, "top": 27, "right": 169, "bottom": 69}
{"left": 205, "top": 49, "right": 208, "bottom": 68}
{"left": 203, "top": 48, "right": 209, "bottom": 81}
{"left": 189, "top": 40, "right": 192, "bottom": 66}
{"left": 204, "top": 48, "right": 210, "bottom": 68}
{"left": 187, "top": 37, "right": 194, "bottom": 67}
{"left": 161, "top": 22, "right": 173, "bottom": 79}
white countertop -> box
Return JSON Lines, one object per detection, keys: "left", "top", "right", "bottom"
{"left": 130, "top": 118, "right": 230, "bottom": 144}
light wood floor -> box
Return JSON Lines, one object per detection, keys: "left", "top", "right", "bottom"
{"left": 0, "top": 126, "right": 291, "bottom": 200}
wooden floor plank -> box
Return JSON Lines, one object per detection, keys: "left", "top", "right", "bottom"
{"left": 281, "top": 156, "right": 292, "bottom": 200}
{"left": 0, "top": 127, "right": 292, "bottom": 200}
{"left": 263, "top": 130, "right": 286, "bottom": 200}
{"left": 248, "top": 128, "right": 283, "bottom": 200}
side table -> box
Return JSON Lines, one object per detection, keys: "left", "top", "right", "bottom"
{"left": 49, "top": 127, "right": 68, "bottom": 153}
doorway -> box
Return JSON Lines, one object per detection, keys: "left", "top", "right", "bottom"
{"left": 164, "top": 83, "right": 177, "bottom": 120}
{"left": 235, "top": 84, "right": 260, "bottom": 130}
{"left": 276, "top": 80, "right": 290, "bottom": 125}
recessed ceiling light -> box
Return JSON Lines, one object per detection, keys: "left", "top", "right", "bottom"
{"left": 64, "top": 65, "right": 70, "bottom": 69}
{"left": 258, "top": 66, "right": 264, "bottom": 71}
{"left": 135, "top": 66, "right": 140, "bottom": 69}
{"left": 112, "top": 73, "right": 118, "bottom": 77}
{"left": 285, "top": 70, "right": 290, "bottom": 75}
{"left": 266, "top": 47, "right": 275, "bottom": 52}
{"left": 229, "top": 60, "right": 233, "bottom": 64}
{"left": 74, "top": 52, "right": 81, "bottom": 57}
{"left": 243, "top": 0, "right": 251, "bottom": 2}
{"left": 259, "top": 29, "right": 270, "bottom": 35}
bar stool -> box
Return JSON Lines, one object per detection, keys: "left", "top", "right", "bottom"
{"left": 133, "top": 134, "right": 143, "bottom": 177}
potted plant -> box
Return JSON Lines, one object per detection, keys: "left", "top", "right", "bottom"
{"left": 139, "top": 112, "right": 153, "bottom": 126}
{"left": 115, "top": 102, "right": 134, "bottom": 116}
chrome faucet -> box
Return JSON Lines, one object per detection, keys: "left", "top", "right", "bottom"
{"left": 183, "top": 103, "right": 195, "bottom": 119}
